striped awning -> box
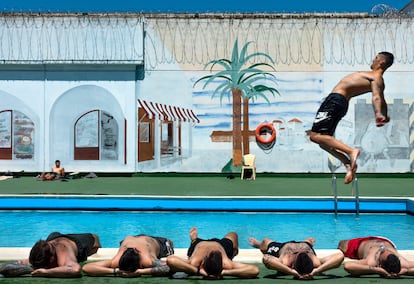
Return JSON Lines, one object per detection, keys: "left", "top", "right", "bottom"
{"left": 138, "top": 99, "right": 200, "bottom": 123}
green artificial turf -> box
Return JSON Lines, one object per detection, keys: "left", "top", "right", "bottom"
{"left": 1, "top": 264, "right": 414, "bottom": 284}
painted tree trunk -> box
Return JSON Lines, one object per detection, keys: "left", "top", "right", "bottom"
{"left": 243, "top": 96, "right": 250, "bottom": 155}
{"left": 232, "top": 88, "right": 242, "bottom": 166}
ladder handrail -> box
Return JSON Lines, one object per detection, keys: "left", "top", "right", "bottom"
{"left": 332, "top": 173, "right": 359, "bottom": 215}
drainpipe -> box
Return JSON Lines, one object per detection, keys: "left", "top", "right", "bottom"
{"left": 154, "top": 117, "right": 161, "bottom": 168}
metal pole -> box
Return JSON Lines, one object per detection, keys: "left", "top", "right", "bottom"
{"left": 353, "top": 176, "right": 360, "bottom": 215}
{"left": 332, "top": 173, "right": 338, "bottom": 215}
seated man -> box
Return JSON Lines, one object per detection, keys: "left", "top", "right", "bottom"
{"left": 82, "top": 234, "right": 174, "bottom": 277}
{"left": 51, "top": 160, "right": 65, "bottom": 177}
{"left": 28, "top": 232, "right": 101, "bottom": 277}
{"left": 249, "top": 236, "right": 344, "bottom": 279}
{"left": 167, "top": 227, "right": 259, "bottom": 279}
{"left": 338, "top": 236, "right": 414, "bottom": 278}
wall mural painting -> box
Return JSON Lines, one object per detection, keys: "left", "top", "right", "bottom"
{"left": 354, "top": 99, "right": 410, "bottom": 172}
{"left": 139, "top": 122, "right": 150, "bottom": 143}
{"left": 0, "top": 111, "right": 11, "bottom": 148}
{"left": 194, "top": 39, "right": 280, "bottom": 170}
{"left": 76, "top": 111, "right": 99, "bottom": 148}
{"left": 13, "top": 111, "right": 35, "bottom": 160}
{"left": 101, "top": 111, "right": 118, "bottom": 160}
{"left": 191, "top": 39, "right": 412, "bottom": 174}
{"left": 75, "top": 110, "right": 118, "bottom": 160}
{"left": 192, "top": 73, "right": 323, "bottom": 173}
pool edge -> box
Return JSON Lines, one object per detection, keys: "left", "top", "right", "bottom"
{"left": 0, "top": 195, "right": 413, "bottom": 213}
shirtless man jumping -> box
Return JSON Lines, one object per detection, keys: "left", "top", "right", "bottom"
{"left": 167, "top": 227, "right": 259, "bottom": 279}
{"left": 82, "top": 234, "right": 174, "bottom": 277}
{"left": 338, "top": 236, "right": 414, "bottom": 278}
{"left": 307, "top": 52, "right": 394, "bottom": 183}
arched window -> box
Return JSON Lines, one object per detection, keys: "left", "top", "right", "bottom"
{"left": 74, "top": 110, "right": 118, "bottom": 160}
{"left": 0, "top": 110, "right": 34, "bottom": 160}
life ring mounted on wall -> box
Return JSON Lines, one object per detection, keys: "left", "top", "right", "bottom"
{"left": 255, "top": 122, "right": 276, "bottom": 145}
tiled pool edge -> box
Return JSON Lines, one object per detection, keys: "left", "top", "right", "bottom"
{"left": 0, "top": 195, "right": 413, "bottom": 213}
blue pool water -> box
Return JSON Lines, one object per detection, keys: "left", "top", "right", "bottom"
{"left": 1, "top": 211, "right": 413, "bottom": 250}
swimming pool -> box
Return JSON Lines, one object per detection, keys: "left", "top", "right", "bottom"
{"left": 1, "top": 211, "right": 413, "bottom": 250}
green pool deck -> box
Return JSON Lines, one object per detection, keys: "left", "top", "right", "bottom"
{"left": 2, "top": 264, "right": 414, "bottom": 284}
{"left": 1, "top": 173, "right": 414, "bottom": 283}
{"left": 1, "top": 173, "right": 413, "bottom": 197}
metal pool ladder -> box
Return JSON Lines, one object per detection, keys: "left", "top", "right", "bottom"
{"left": 332, "top": 174, "right": 359, "bottom": 215}
{"left": 329, "top": 155, "right": 360, "bottom": 215}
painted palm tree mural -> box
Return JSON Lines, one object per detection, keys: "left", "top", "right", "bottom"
{"left": 194, "top": 39, "right": 280, "bottom": 167}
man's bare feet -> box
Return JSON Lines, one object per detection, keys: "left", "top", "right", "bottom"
{"left": 344, "top": 164, "right": 354, "bottom": 184}
{"left": 248, "top": 237, "right": 261, "bottom": 248}
{"left": 189, "top": 227, "right": 198, "bottom": 241}
{"left": 350, "top": 148, "right": 360, "bottom": 174}
{"left": 304, "top": 237, "right": 316, "bottom": 246}
{"left": 344, "top": 149, "right": 360, "bottom": 184}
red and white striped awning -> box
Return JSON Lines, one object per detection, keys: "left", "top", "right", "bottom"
{"left": 138, "top": 99, "right": 200, "bottom": 123}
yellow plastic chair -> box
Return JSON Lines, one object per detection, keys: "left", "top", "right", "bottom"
{"left": 241, "top": 154, "right": 256, "bottom": 180}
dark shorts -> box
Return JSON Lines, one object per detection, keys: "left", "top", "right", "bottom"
{"left": 121, "top": 235, "right": 174, "bottom": 258}
{"left": 265, "top": 241, "right": 316, "bottom": 257}
{"left": 187, "top": 237, "right": 235, "bottom": 260}
{"left": 311, "top": 93, "right": 349, "bottom": 136}
{"left": 152, "top": 236, "right": 175, "bottom": 258}
{"left": 46, "top": 232, "right": 97, "bottom": 262}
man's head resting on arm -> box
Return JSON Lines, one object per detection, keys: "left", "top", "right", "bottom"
{"left": 381, "top": 253, "right": 401, "bottom": 274}
{"left": 293, "top": 252, "right": 314, "bottom": 276}
{"left": 29, "top": 240, "right": 54, "bottom": 269}
{"left": 119, "top": 248, "right": 141, "bottom": 272}
{"left": 204, "top": 250, "right": 223, "bottom": 278}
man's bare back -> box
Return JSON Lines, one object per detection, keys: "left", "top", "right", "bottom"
{"left": 279, "top": 242, "right": 314, "bottom": 256}
{"left": 331, "top": 71, "right": 384, "bottom": 100}
{"left": 357, "top": 239, "right": 396, "bottom": 259}
{"left": 49, "top": 237, "right": 79, "bottom": 265}
{"left": 189, "top": 241, "right": 233, "bottom": 269}
{"left": 118, "top": 236, "right": 160, "bottom": 267}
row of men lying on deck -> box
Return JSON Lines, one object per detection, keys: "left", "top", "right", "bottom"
{"left": 1, "top": 229, "right": 414, "bottom": 279}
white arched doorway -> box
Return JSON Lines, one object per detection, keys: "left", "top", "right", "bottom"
{"left": 49, "top": 85, "right": 125, "bottom": 171}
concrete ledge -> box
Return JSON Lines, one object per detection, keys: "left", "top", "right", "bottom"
{"left": 0, "top": 195, "right": 413, "bottom": 213}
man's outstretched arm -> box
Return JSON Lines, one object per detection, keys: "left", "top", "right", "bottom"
{"left": 371, "top": 78, "right": 389, "bottom": 126}
{"left": 221, "top": 262, "right": 259, "bottom": 279}
{"left": 166, "top": 255, "right": 198, "bottom": 275}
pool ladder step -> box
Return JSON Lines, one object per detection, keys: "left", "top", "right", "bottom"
{"left": 332, "top": 173, "right": 360, "bottom": 215}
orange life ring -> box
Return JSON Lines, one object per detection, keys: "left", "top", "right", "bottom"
{"left": 255, "top": 123, "right": 276, "bottom": 144}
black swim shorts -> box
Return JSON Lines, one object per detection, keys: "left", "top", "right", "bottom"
{"left": 265, "top": 241, "right": 316, "bottom": 258}
{"left": 46, "top": 232, "right": 97, "bottom": 262}
{"left": 122, "top": 234, "right": 174, "bottom": 258}
{"left": 311, "top": 93, "right": 349, "bottom": 136}
{"left": 151, "top": 236, "right": 174, "bottom": 258}
{"left": 187, "top": 237, "right": 235, "bottom": 260}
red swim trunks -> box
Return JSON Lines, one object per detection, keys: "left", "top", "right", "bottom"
{"left": 344, "top": 236, "right": 396, "bottom": 259}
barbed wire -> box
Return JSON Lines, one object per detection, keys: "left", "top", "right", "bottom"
{"left": 145, "top": 14, "right": 414, "bottom": 69}
{"left": 371, "top": 4, "right": 410, "bottom": 17}
{"left": 0, "top": 14, "right": 145, "bottom": 63}
{"left": 0, "top": 13, "right": 413, "bottom": 68}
